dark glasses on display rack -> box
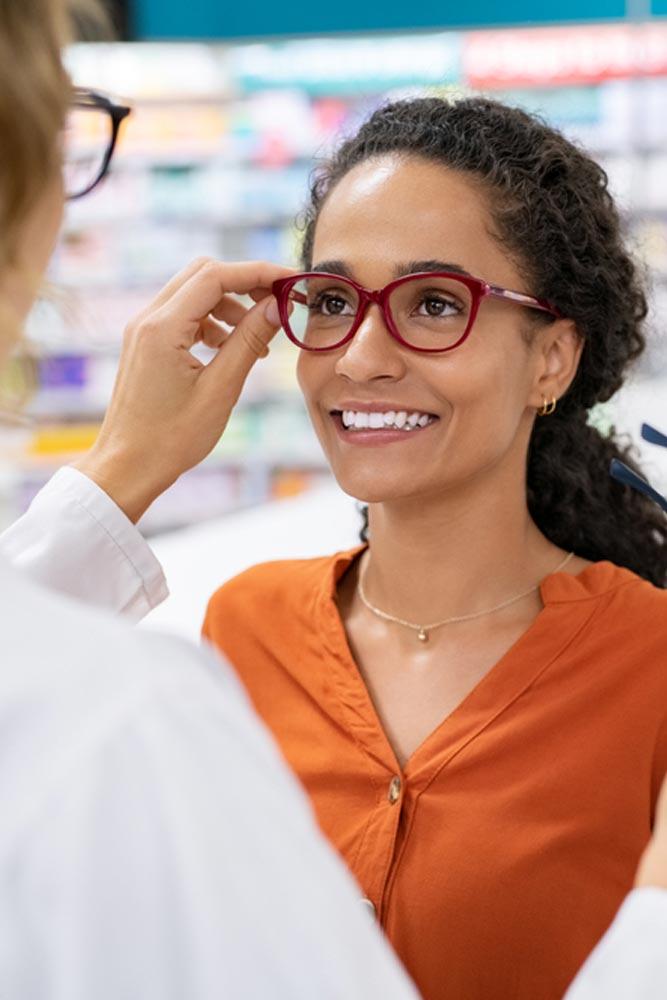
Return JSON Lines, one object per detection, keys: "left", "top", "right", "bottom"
{"left": 64, "top": 88, "right": 132, "bottom": 199}
{"left": 610, "top": 423, "right": 667, "bottom": 514}
{"left": 271, "top": 270, "right": 561, "bottom": 354}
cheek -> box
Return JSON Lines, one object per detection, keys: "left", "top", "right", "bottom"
{"left": 436, "top": 337, "right": 535, "bottom": 434}
{"left": 18, "top": 173, "right": 65, "bottom": 276}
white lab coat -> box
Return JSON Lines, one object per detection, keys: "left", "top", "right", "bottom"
{"left": 0, "top": 467, "right": 168, "bottom": 621}
{"left": 2, "top": 467, "right": 667, "bottom": 1000}
{"left": 0, "top": 501, "right": 419, "bottom": 998}
{"left": 562, "top": 889, "right": 667, "bottom": 1000}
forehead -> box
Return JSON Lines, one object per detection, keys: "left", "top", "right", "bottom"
{"left": 311, "top": 155, "right": 521, "bottom": 288}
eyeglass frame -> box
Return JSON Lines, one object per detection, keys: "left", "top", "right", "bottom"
{"left": 272, "top": 270, "right": 562, "bottom": 354}
{"left": 65, "top": 88, "right": 132, "bottom": 200}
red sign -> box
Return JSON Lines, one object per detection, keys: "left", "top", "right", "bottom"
{"left": 465, "top": 24, "right": 667, "bottom": 87}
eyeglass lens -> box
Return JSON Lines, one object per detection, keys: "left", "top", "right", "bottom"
{"left": 285, "top": 275, "right": 474, "bottom": 351}
{"left": 62, "top": 105, "right": 114, "bottom": 199}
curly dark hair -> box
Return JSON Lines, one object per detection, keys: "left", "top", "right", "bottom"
{"left": 300, "top": 95, "right": 667, "bottom": 587}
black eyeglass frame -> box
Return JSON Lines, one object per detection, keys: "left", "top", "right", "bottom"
{"left": 272, "top": 270, "right": 562, "bottom": 354}
{"left": 65, "top": 88, "right": 132, "bottom": 200}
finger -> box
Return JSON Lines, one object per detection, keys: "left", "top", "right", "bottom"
{"left": 204, "top": 295, "right": 281, "bottom": 391}
{"left": 136, "top": 260, "right": 295, "bottom": 328}
{"left": 196, "top": 316, "right": 232, "bottom": 351}
{"left": 133, "top": 257, "right": 213, "bottom": 322}
{"left": 147, "top": 261, "right": 292, "bottom": 350}
{"left": 247, "top": 286, "right": 277, "bottom": 304}
{"left": 210, "top": 295, "right": 249, "bottom": 325}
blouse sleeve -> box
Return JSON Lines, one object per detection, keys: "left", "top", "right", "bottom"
{"left": 0, "top": 466, "right": 167, "bottom": 620}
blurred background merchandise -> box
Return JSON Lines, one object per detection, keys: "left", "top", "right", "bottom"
{"left": 3, "top": 10, "right": 667, "bottom": 633}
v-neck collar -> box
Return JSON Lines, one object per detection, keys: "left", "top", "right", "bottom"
{"left": 315, "top": 547, "right": 638, "bottom": 786}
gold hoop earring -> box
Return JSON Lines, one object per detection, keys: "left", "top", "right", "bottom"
{"left": 537, "top": 396, "right": 557, "bottom": 417}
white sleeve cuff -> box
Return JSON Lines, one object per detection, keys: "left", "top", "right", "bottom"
{"left": 0, "top": 466, "right": 168, "bottom": 621}
{"left": 564, "top": 888, "right": 667, "bottom": 1000}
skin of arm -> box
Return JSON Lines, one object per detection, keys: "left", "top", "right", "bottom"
{"left": 634, "top": 774, "right": 667, "bottom": 891}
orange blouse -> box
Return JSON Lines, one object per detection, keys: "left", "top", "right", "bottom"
{"left": 203, "top": 547, "right": 667, "bottom": 1000}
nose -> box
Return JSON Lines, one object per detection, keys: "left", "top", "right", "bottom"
{"left": 334, "top": 303, "right": 407, "bottom": 383}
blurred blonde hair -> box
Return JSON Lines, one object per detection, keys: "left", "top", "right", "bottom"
{"left": 0, "top": 0, "right": 111, "bottom": 267}
{"left": 0, "top": 0, "right": 74, "bottom": 273}
{"left": 0, "top": 0, "right": 106, "bottom": 398}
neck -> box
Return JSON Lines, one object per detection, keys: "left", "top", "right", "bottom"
{"left": 362, "top": 475, "right": 564, "bottom": 625}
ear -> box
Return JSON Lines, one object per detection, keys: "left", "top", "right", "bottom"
{"left": 528, "top": 319, "right": 584, "bottom": 411}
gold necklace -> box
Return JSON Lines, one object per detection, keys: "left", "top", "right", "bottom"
{"left": 357, "top": 550, "right": 574, "bottom": 643}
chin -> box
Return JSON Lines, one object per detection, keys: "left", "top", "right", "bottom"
{"left": 331, "top": 469, "right": 419, "bottom": 505}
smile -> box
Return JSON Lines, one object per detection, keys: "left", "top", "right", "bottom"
{"left": 339, "top": 409, "right": 436, "bottom": 432}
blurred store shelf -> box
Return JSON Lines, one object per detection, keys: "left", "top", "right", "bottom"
{"left": 142, "top": 480, "right": 363, "bottom": 640}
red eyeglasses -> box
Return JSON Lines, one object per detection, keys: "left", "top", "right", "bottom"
{"left": 272, "top": 271, "right": 561, "bottom": 353}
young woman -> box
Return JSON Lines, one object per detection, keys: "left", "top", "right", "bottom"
{"left": 5, "top": 87, "right": 667, "bottom": 999}
{"left": 197, "top": 97, "right": 667, "bottom": 1000}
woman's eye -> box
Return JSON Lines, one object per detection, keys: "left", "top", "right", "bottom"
{"left": 417, "top": 295, "right": 460, "bottom": 318}
{"left": 310, "top": 292, "right": 353, "bottom": 316}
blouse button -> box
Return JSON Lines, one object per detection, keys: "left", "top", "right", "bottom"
{"left": 387, "top": 775, "right": 402, "bottom": 804}
{"left": 360, "top": 898, "right": 376, "bottom": 919}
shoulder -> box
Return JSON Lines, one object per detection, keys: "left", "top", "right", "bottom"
{"left": 0, "top": 559, "right": 233, "bottom": 741}
{"left": 595, "top": 562, "right": 667, "bottom": 616}
{"left": 0, "top": 565, "right": 271, "bottom": 856}
{"left": 548, "top": 559, "right": 667, "bottom": 612}
{"left": 205, "top": 547, "right": 364, "bottom": 626}
{"left": 556, "top": 561, "right": 667, "bottom": 648}
{"left": 547, "top": 561, "right": 667, "bottom": 685}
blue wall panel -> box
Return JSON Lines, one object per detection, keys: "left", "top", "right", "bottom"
{"left": 134, "top": 0, "right": 628, "bottom": 40}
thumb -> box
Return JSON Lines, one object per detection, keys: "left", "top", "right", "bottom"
{"left": 204, "top": 295, "right": 282, "bottom": 389}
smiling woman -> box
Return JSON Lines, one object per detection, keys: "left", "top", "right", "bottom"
{"left": 200, "top": 97, "right": 667, "bottom": 1000}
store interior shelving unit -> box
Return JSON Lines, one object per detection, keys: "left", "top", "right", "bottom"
{"left": 2, "top": 23, "right": 667, "bottom": 533}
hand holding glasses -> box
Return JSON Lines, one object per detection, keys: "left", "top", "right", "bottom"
{"left": 610, "top": 423, "right": 667, "bottom": 514}
{"left": 63, "top": 88, "right": 131, "bottom": 199}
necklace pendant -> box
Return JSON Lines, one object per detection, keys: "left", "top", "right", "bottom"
{"left": 417, "top": 628, "right": 428, "bottom": 643}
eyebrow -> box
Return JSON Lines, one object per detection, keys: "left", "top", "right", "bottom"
{"left": 310, "top": 259, "right": 474, "bottom": 280}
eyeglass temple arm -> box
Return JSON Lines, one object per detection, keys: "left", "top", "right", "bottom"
{"left": 71, "top": 88, "right": 132, "bottom": 120}
{"left": 610, "top": 458, "right": 667, "bottom": 514}
{"left": 486, "top": 285, "right": 560, "bottom": 317}
{"left": 641, "top": 422, "right": 667, "bottom": 449}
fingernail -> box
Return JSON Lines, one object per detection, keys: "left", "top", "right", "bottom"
{"left": 264, "top": 297, "right": 280, "bottom": 326}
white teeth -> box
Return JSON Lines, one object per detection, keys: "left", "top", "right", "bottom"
{"left": 340, "top": 408, "right": 433, "bottom": 431}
